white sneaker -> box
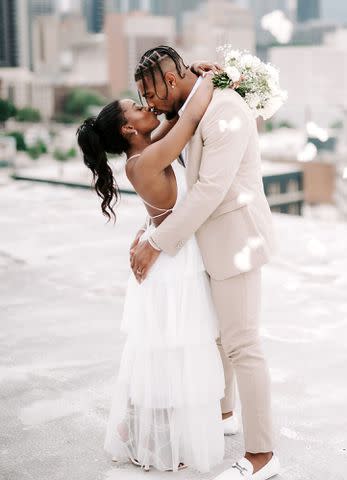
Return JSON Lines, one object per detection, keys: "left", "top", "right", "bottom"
{"left": 223, "top": 413, "right": 240, "bottom": 435}
{"left": 213, "top": 454, "right": 280, "bottom": 479}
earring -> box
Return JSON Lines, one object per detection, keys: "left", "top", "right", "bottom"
{"left": 134, "top": 130, "right": 138, "bottom": 135}
{"left": 171, "top": 85, "right": 175, "bottom": 89}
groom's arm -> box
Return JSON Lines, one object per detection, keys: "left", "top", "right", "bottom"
{"left": 149, "top": 98, "right": 252, "bottom": 256}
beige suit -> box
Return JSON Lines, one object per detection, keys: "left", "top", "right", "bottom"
{"left": 150, "top": 88, "right": 275, "bottom": 452}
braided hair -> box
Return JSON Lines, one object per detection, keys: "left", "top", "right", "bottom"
{"left": 76, "top": 100, "right": 129, "bottom": 222}
{"left": 135, "top": 45, "right": 189, "bottom": 101}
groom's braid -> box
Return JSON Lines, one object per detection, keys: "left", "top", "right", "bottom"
{"left": 135, "top": 45, "right": 189, "bottom": 101}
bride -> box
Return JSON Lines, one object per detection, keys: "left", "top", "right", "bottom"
{"left": 77, "top": 66, "right": 226, "bottom": 473}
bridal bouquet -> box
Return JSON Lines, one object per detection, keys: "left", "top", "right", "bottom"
{"left": 213, "top": 44, "right": 288, "bottom": 120}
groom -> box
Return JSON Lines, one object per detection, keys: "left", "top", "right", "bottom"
{"left": 130, "top": 45, "right": 280, "bottom": 480}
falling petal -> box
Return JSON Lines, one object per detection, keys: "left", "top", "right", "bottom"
{"left": 297, "top": 143, "right": 317, "bottom": 162}
{"left": 234, "top": 246, "right": 251, "bottom": 271}
{"left": 218, "top": 117, "right": 242, "bottom": 133}
{"left": 261, "top": 10, "right": 293, "bottom": 44}
{"left": 247, "top": 236, "right": 264, "bottom": 249}
{"left": 237, "top": 192, "right": 254, "bottom": 205}
{"left": 281, "top": 427, "right": 299, "bottom": 439}
{"left": 306, "top": 122, "right": 329, "bottom": 142}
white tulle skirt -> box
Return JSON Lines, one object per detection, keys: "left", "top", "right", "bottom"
{"left": 103, "top": 224, "right": 225, "bottom": 473}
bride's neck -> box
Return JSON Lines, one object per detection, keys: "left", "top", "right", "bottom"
{"left": 126, "top": 135, "right": 152, "bottom": 159}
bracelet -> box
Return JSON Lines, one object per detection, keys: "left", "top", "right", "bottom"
{"left": 148, "top": 236, "right": 162, "bottom": 252}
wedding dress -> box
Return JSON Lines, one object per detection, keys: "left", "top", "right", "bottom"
{"left": 103, "top": 159, "right": 225, "bottom": 473}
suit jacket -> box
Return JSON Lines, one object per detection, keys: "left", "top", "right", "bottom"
{"left": 149, "top": 88, "right": 276, "bottom": 281}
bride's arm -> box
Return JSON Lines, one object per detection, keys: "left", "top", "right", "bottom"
{"left": 150, "top": 115, "right": 179, "bottom": 143}
{"left": 134, "top": 73, "right": 214, "bottom": 176}
{"left": 150, "top": 61, "right": 222, "bottom": 144}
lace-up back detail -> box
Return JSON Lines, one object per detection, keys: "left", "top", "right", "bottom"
{"left": 126, "top": 154, "right": 183, "bottom": 223}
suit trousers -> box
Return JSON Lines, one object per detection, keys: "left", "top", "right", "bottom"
{"left": 210, "top": 267, "right": 274, "bottom": 453}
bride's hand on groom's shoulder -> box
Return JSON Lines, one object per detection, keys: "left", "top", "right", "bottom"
{"left": 190, "top": 61, "right": 223, "bottom": 76}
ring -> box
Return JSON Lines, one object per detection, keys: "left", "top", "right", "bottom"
{"left": 136, "top": 269, "right": 142, "bottom": 274}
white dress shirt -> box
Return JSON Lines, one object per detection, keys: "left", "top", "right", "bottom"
{"left": 178, "top": 76, "right": 203, "bottom": 165}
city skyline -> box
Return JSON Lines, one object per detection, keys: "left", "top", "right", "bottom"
{"left": 2, "top": 0, "right": 347, "bottom": 128}
{"left": 54, "top": 0, "right": 347, "bottom": 28}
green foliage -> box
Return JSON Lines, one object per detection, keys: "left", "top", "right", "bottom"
{"left": 0, "top": 98, "right": 17, "bottom": 124}
{"left": 277, "top": 120, "right": 294, "bottom": 129}
{"left": 63, "top": 89, "right": 106, "bottom": 117}
{"left": 67, "top": 147, "right": 77, "bottom": 158}
{"left": 265, "top": 121, "right": 274, "bottom": 132}
{"left": 264, "top": 120, "right": 295, "bottom": 131}
{"left": 53, "top": 148, "right": 73, "bottom": 162}
{"left": 52, "top": 113, "right": 77, "bottom": 124}
{"left": 212, "top": 72, "right": 248, "bottom": 97}
{"left": 7, "top": 131, "right": 26, "bottom": 151}
{"left": 27, "top": 140, "right": 47, "bottom": 160}
{"left": 330, "top": 120, "right": 343, "bottom": 129}
{"left": 212, "top": 72, "right": 232, "bottom": 90}
{"left": 16, "top": 107, "right": 41, "bottom": 122}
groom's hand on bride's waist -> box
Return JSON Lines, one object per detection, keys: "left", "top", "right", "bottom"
{"left": 130, "top": 239, "right": 161, "bottom": 283}
{"left": 129, "top": 228, "right": 145, "bottom": 256}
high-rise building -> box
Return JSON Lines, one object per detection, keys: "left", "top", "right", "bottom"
{"left": 105, "top": 11, "right": 175, "bottom": 96}
{"left": 243, "top": 0, "right": 290, "bottom": 58}
{"left": 150, "top": 0, "right": 202, "bottom": 31}
{"left": 0, "top": 0, "right": 18, "bottom": 66}
{"left": 321, "top": 0, "right": 347, "bottom": 24}
{"left": 83, "top": 0, "right": 106, "bottom": 33}
{"left": 107, "top": 0, "right": 206, "bottom": 31}
{"left": 29, "top": 0, "right": 55, "bottom": 15}
{"left": 0, "top": 0, "right": 30, "bottom": 68}
{"left": 269, "top": 42, "right": 347, "bottom": 126}
{"left": 182, "top": 0, "right": 255, "bottom": 63}
{"left": 297, "top": 0, "right": 320, "bottom": 23}
{"left": 27, "top": 0, "right": 57, "bottom": 69}
{"left": 107, "top": 0, "right": 141, "bottom": 12}
{"left": 248, "top": 0, "right": 288, "bottom": 18}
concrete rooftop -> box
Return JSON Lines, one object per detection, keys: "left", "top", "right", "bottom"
{"left": 1, "top": 178, "right": 346, "bottom": 480}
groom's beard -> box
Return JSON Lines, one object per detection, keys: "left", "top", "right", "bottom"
{"left": 165, "top": 110, "right": 178, "bottom": 121}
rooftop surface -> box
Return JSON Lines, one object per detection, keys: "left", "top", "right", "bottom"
{"left": 1, "top": 178, "right": 346, "bottom": 480}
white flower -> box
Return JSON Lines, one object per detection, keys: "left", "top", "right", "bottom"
{"left": 255, "top": 63, "right": 269, "bottom": 77}
{"left": 245, "top": 92, "right": 262, "bottom": 110}
{"left": 215, "top": 44, "right": 287, "bottom": 120}
{"left": 240, "top": 54, "right": 261, "bottom": 70}
{"left": 225, "top": 49, "right": 241, "bottom": 63}
{"left": 225, "top": 66, "right": 241, "bottom": 82}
